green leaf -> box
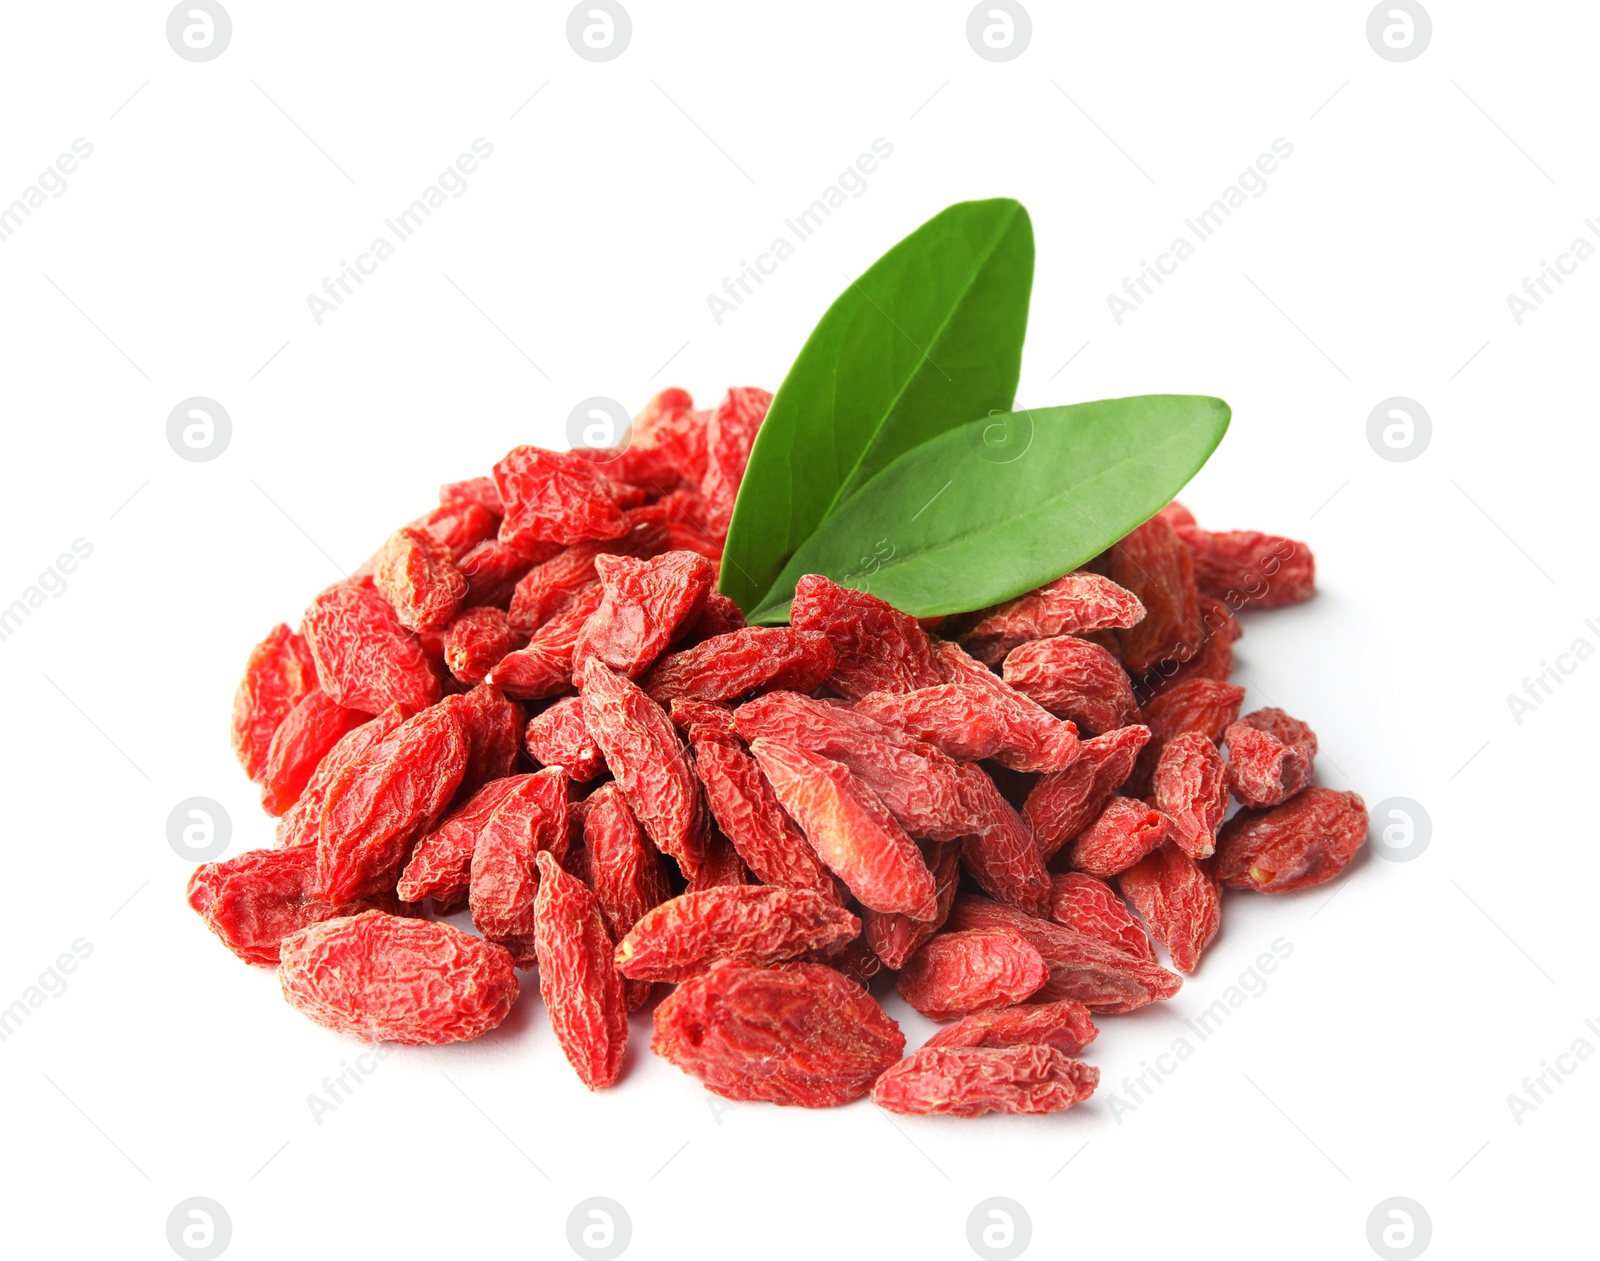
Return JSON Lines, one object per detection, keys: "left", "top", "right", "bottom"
{"left": 747, "top": 395, "right": 1230, "bottom": 623}
{"left": 720, "top": 198, "right": 1034, "bottom": 614}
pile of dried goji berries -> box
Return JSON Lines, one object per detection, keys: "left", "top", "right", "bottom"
{"left": 197, "top": 385, "right": 1368, "bottom": 1117}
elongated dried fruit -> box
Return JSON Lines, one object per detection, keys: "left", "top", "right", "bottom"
{"left": 278, "top": 911, "right": 518, "bottom": 1045}
{"left": 1224, "top": 708, "right": 1317, "bottom": 808}
{"left": 863, "top": 841, "right": 961, "bottom": 969}
{"left": 571, "top": 550, "right": 716, "bottom": 683}
{"left": 469, "top": 769, "right": 570, "bottom": 961}
{"left": 581, "top": 659, "right": 707, "bottom": 876}
{"left": 584, "top": 783, "right": 670, "bottom": 1010}
{"left": 789, "top": 573, "right": 941, "bottom": 699}
{"left": 260, "top": 689, "right": 368, "bottom": 816}
{"left": 1002, "top": 635, "right": 1139, "bottom": 736}
{"left": 375, "top": 525, "right": 468, "bottom": 632}
{"left": 643, "top": 626, "right": 836, "bottom": 706}
{"left": 524, "top": 696, "right": 606, "bottom": 781}
{"left": 924, "top": 998, "right": 1098, "bottom": 1055}
{"left": 961, "top": 572, "right": 1145, "bottom": 665}
{"left": 187, "top": 847, "right": 398, "bottom": 966}
{"left": 1152, "top": 731, "right": 1229, "bottom": 858}
{"left": 397, "top": 775, "right": 527, "bottom": 906}
{"left": 1024, "top": 725, "right": 1151, "bottom": 859}
{"left": 302, "top": 584, "right": 441, "bottom": 716}
{"left": 1110, "top": 516, "right": 1201, "bottom": 675}
{"left": 952, "top": 762, "right": 1052, "bottom": 918}
{"left": 494, "top": 445, "right": 632, "bottom": 550}
{"left": 231, "top": 624, "right": 318, "bottom": 782}
{"left": 617, "top": 886, "right": 859, "bottom": 982}
{"left": 276, "top": 706, "right": 406, "bottom": 849}
{"left": 1047, "top": 872, "right": 1154, "bottom": 962}
{"left": 700, "top": 386, "right": 772, "bottom": 537}
{"left": 749, "top": 738, "right": 936, "bottom": 918}
{"left": 948, "top": 893, "right": 1181, "bottom": 1012}
{"left": 444, "top": 607, "right": 517, "bottom": 686}
{"left": 1118, "top": 843, "right": 1221, "bottom": 974}
{"left": 871, "top": 1045, "right": 1098, "bottom": 1117}
{"left": 1066, "top": 796, "right": 1170, "bottom": 878}
{"left": 441, "top": 684, "right": 524, "bottom": 800}
{"left": 855, "top": 679, "right": 1076, "bottom": 773}
{"left": 533, "top": 851, "right": 629, "bottom": 1088}
{"left": 896, "top": 927, "right": 1048, "bottom": 1020}
{"left": 487, "top": 583, "right": 606, "bottom": 701}
{"left": 457, "top": 538, "right": 546, "bottom": 609}
{"left": 317, "top": 704, "right": 468, "bottom": 902}
{"left": 1215, "top": 788, "right": 1367, "bottom": 893}
{"left": 652, "top": 961, "right": 905, "bottom": 1106}
{"left": 1181, "top": 528, "right": 1315, "bottom": 610}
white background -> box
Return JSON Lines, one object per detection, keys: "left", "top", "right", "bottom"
{"left": 0, "top": 3, "right": 1593, "bottom": 1259}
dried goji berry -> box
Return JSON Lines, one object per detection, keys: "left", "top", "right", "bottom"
{"left": 855, "top": 676, "right": 1077, "bottom": 774}
{"left": 651, "top": 960, "right": 905, "bottom": 1106}
{"left": 1215, "top": 788, "right": 1368, "bottom": 893}
{"left": 1065, "top": 796, "right": 1170, "bottom": 878}
{"left": 486, "top": 583, "right": 606, "bottom": 700}
{"left": 276, "top": 705, "right": 405, "bottom": 849}
{"left": 469, "top": 768, "right": 570, "bottom": 963}
{"left": 1118, "top": 843, "right": 1221, "bottom": 974}
{"left": 302, "top": 583, "right": 441, "bottom": 716}
{"left": 570, "top": 549, "right": 715, "bottom": 682}
{"left": 1225, "top": 708, "right": 1318, "bottom": 807}
{"left": 576, "top": 388, "right": 707, "bottom": 491}
{"left": 583, "top": 783, "right": 670, "bottom": 1011}
{"left": 960, "top": 572, "right": 1146, "bottom": 666}
{"left": 259, "top": 689, "right": 368, "bottom": 816}
{"left": 1023, "top": 725, "right": 1151, "bottom": 859}
{"left": 951, "top": 762, "right": 1053, "bottom": 918}
{"left": 872, "top": 1045, "right": 1099, "bottom": 1117}
{"left": 671, "top": 701, "right": 836, "bottom": 896}
{"left": 1152, "top": 731, "right": 1229, "bottom": 858}
{"left": 948, "top": 894, "right": 1182, "bottom": 1013}
{"left": 896, "top": 927, "right": 1048, "bottom": 1020}
{"left": 1001, "top": 635, "right": 1139, "bottom": 736}
{"left": 444, "top": 607, "right": 518, "bottom": 686}
{"left": 533, "top": 850, "right": 629, "bottom": 1089}
{"left": 580, "top": 659, "right": 707, "bottom": 877}
{"left": 684, "top": 830, "right": 751, "bottom": 892}
{"left": 1181, "top": 528, "right": 1315, "bottom": 610}
{"left": 440, "top": 683, "right": 524, "bottom": 800}
{"left": 279, "top": 910, "right": 518, "bottom": 1044}
{"left": 187, "top": 846, "right": 399, "bottom": 966}
{"left": 316, "top": 703, "right": 468, "bottom": 902}
{"left": 617, "top": 886, "right": 858, "bottom": 982}
{"left": 1157, "top": 500, "right": 1197, "bottom": 529}
{"left": 678, "top": 590, "right": 747, "bottom": 644}
{"left": 1127, "top": 677, "right": 1246, "bottom": 796}
{"left": 439, "top": 475, "right": 505, "bottom": 517}
{"left": 523, "top": 696, "right": 605, "bottom": 781}
{"left": 456, "top": 538, "right": 549, "bottom": 609}
{"left": 374, "top": 525, "right": 468, "bottom": 632}
{"left": 1140, "top": 594, "right": 1238, "bottom": 700}
{"left": 748, "top": 738, "right": 936, "bottom": 918}
{"left": 923, "top": 997, "right": 1098, "bottom": 1055}
{"left": 397, "top": 774, "right": 528, "bottom": 907}
{"left": 642, "top": 627, "right": 836, "bottom": 706}
{"left": 493, "top": 445, "right": 633, "bottom": 551}
{"left": 412, "top": 500, "right": 499, "bottom": 560}
{"left": 789, "top": 574, "right": 942, "bottom": 699}
{"left": 1109, "top": 516, "right": 1201, "bottom": 676}
{"left": 700, "top": 386, "right": 772, "bottom": 537}
{"left": 230, "top": 624, "right": 319, "bottom": 782}
{"left": 862, "top": 841, "right": 960, "bottom": 970}
{"left": 1047, "top": 872, "right": 1154, "bottom": 962}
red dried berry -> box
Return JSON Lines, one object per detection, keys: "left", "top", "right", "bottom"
{"left": 1145, "top": 679, "right": 1248, "bottom": 745}
{"left": 643, "top": 626, "right": 836, "bottom": 706}
{"left": 444, "top": 607, "right": 518, "bottom": 686}
{"left": 871, "top": 1045, "right": 1099, "bottom": 1117}
{"left": 1118, "top": 843, "right": 1221, "bottom": 974}
{"left": 616, "top": 886, "right": 859, "bottom": 982}
{"left": 397, "top": 775, "right": 527, "bottom": 906}
{"left": 855, "top": 679, "right": 1077, "bottom": 774}
{"left": 278, "top": 910, "right": 518, "bottom": 1045}
{"left": 1047, "top": 872, "right": 1155, "bottom": 962}
{"left": 469, "top": 768, "right": 570, "bottom": 961}
{"left": 302, "top": 583, "right": 441, "bottom": 717}
{"left": 413, "top": 500, "right": 499, "bottom": 559}
{"left": 1225, "top": 708, "right": 1318, "bottom": 807}
{"left": 583, "top": 783, "right": 670, "bottom": 1011}
{"left": 1024, "top": 725, "right": 1151, "bottom": 859}
{"left": 487, "top": 583, "right": 606, "bottom": 701}
{"left": 862, "top": 841, "right": 961, "bottom": 970}
{"left": 276, "top": 706, "right": 405, "bottom": 849}
{"left": 493, "top": 446, "right": 632, "bottom": 551}
{"left": 570, "top": 550, "right": 715, "bottom": 683}
{"left": 1109, "top": 516, "right": 1202, "bottom": 675}
{"left": 524, "top": 696, "right": 606, "bottom": 782}
{"left": 533, "top": 850, "right": 630, "bottom": 1089}
{"left": 580, "top": 659, "right": 707, "bottom": 877}
{"left": 374, "top": 525, "right": 468, "bottom": 632}
{"left": 678, "top": 590, "right": 747, "bottom": 644}
{"left": 316, "top": 703, "right": 468, "bottom": 902}
{"left": 951, "top": 762, "right": 1053, "bottom": 919}
{"left": 441, "top": 684, "right": 524, "bottom": 800}
{"left": 961, "top": 572, "right": 1146, "bottom": 666}
{"left": 700, "top": 386, "right": 772, "bottom": 537}
{"left": 456, "top": 539, "right": 547, "bottom": 609}
{"left": 259, "top": 689, "right": 368, "bottom": 816}
{"left": 439, "top": 475, "right": 505, "bottom": 517}
{"left": 1215, "top": 788, "right": 1368, "bottom": 893}
{"left": 748, "top": 738, "right": 937, "bottom": 918}
{"left": 923, "top": 997, "right": 1098, "bottom": 1056}
{"left": 896, "top": 927, "right": 1048, "bottom": 1020}
{"left": 230, "top": 624, "right": 319, "bottom": 782}
{"left": 651, "top": 961, "right": 905, "bottom": 1107}
{"left": 789, "top": 574, "right": 942, "bottom": 699}
{"left": 1002, "top": 635, "right": 1139, "bottom": 736}
{"left": 948, "top": 894, "right": 1182, "bottom": 1013}
{"left": 1152, "top": 731, "right": 1229, "bottom": 858}
{"left": 187, "top": 847, "right": 399, "bottom": 967}
{"left": 1066, "top": 796, "right": 1170, "bottom": 878}
{"left": 1182, "top": 528, "right": 1315, "bottom": 610}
